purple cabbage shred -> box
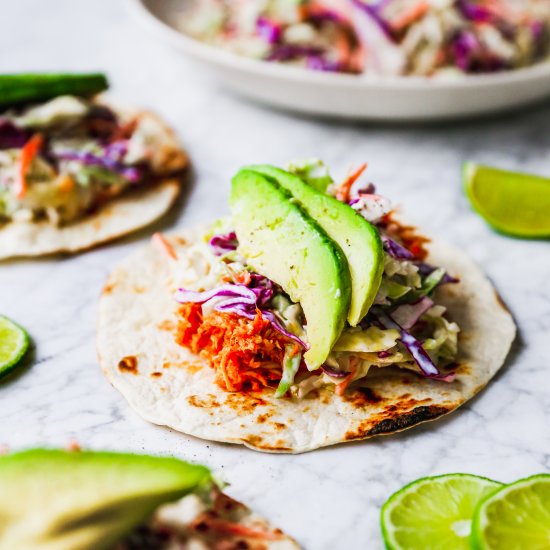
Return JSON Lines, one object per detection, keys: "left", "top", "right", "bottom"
{"left": 256, "top": 16, "right": 282, "bottom": 44}
{"left": 54, "top": 140, "right": 141, "bottom": 182}
{"left": 375, "top": 309, "right": 454, "bottom": 382}
{"left": 208, "top": 231, "right": 238, "bottom": 256}
{"left": 321, "top": 364, "right": 350, "bottom": 378}
{"left": 0, "top": 119, "right": 29, "bottom": 150}
{"left": 175, "top": 283, "right": 307, "bottom": 348}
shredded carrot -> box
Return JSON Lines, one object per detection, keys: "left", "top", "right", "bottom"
{"left": 234, "top": 270, "right": 252, "bottom": 285}
{"left": 66, "top": 440, "right": 82, "bottom": 452}
{"left": 16, "top": 133, "right": 43, "bottom": 199}
{"left": 176, "top": 304, "right": 300, "bottom": 392}
{"left": 335, "top": 364, "right": 357, "bottom": 396}
{"left": 191, "top": 516, "right": 282, "bottom": 540}
{"left": 152, "top": 232, "right": 178, "bottom": 261}
{"left": 380, "top": 211, "right": 430, "bottom": 261}
{"left": 335, "top": 163, "right": 367, "bottom": 203}
{"left": 288, "top": 343, "right": 301, "bottom": 358}
{"left": 390, "top": 1, "right": 428, "bottom": 32}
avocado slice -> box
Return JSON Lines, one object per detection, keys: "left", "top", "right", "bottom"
{"left": 246, "top": 165, "right": 384, "bottom": 326}
{"left": 0, "top": 449, "right": 211, "bottom": 550}
{"left": 230, "top": 169, "right": 351, "bottom": 370}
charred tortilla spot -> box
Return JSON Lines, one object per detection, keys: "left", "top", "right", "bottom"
{"left": 454, "top": 363, "right": 470, "bottom": 375}
{"left": 344, "top": 387, "right": 383, "bottom": 407}
{"left": 151, "top": 371, "right": 162, "bottom": 378}
{"left": 225, "top": 393, "right": 268, "bottom": 414}
{"left": 256, "top": 413, "right": 272, "bottom": 424}
{"left": 305, "top": 389, "right": 320, "bottom": 400}
{"left": 243, "top": 435, "right": 292, "bottom": 452}
{"left": 118, "top": 355, "right": 138, "bottom": 374}
{"left": 103, "top": 280, "right": 116, "bottom": 294}
{"left": 344, "top": 404, "right": 449, "bottom": 440}
{"left": 187, "top": 394, "right": 221, "bottom": 408}
{"left": 272, "top": 422, "right": 286, "bottom": 431}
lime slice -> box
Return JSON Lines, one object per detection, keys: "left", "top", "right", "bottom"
{"left": 0, "top": 316, "right": 30, "bottom": 380}
{"left": 463, "top": 162, "right": 550, "bottom": 238}
{"left": 381, "top": 474, "right": 502, "bottom": 550}
{"left": 472, "top": 474, "right": 550, "bottom": 550}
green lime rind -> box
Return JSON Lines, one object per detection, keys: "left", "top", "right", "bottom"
{"left": 0, "top": 316, "right": 30, "bottom": 380}
{"left": 471, "top": 474, "right": 550, "bottom": 550}
{"left": 463, "top": 162, "right": 550, "bottom": 239}
{"left": 381, "top": 473, "right": 503, "bottom": 550}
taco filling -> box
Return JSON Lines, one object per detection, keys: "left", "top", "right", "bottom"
{"left": 0, "top": 93, "right": 185, "bottom": 227}
{"left": 168, "top": 160, "right": 459, "bottom": 398}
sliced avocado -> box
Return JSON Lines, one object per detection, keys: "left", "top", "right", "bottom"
{"left": 247, "top": 165, "right": 384, "bottom": 326}
{"left": 230, "top": 169, "right": 351, "bottom": 370}
{"left": 0, "top": 449, "right": 211, "bottom": 550}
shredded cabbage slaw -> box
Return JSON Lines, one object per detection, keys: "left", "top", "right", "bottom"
{"left": 0, "top": 95, "right": 178, "bottom": 226}
{"left": 172, "top": 159, "right": 460, "bottom": 397}
{"left": 182, "top": 0, "right": 550, "bottom": 76}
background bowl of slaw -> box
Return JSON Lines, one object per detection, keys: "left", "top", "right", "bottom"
{"left": 129, "top": 0, "right": 550, "bottom": 121}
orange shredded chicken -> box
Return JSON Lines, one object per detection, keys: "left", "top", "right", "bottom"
{"left": 381, "top": 211, "right": 430, "bottom": 261}
{"left": 176, "top": 303, "right": 297, "bottom": 392}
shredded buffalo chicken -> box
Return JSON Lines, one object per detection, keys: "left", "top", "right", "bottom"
{"left": 176, "top": 303, "right": 294, "bottom": 391}
{"left": 380, "top": 211, "right": 430, "bottom": 261}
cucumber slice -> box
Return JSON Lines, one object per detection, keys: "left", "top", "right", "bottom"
{"left": 0, "top": 73, "right": 108, "bottom": 107}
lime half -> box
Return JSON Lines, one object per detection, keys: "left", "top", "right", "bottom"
{"left": 463, "top": 162, "right": 550, "bottom": 238}
{"left": 381, "top": 473, "right": 502, "bottom": 550}
{"left": 472, "top": 474, "right": 550, "bottom": 550}
{"left": 0, "top": 316, "right": 30, "bottom": 380}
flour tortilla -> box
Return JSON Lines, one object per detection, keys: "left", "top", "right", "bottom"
{"left": 98, "top": 227, "right": 516, "bottom": 454}
{"left": 0, "top": 103, "right": 188, "bottom": 260}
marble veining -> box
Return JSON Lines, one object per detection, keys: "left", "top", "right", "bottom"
{"left": 1, "top": 1, "right": 550, "bottom": 548}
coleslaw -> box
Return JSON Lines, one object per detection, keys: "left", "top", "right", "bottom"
{"left": 181, "top": 0, "right": 550, "bottom": 76}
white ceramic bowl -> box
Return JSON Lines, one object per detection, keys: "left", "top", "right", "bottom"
{"left": 130, "top": 0, "right": 550, "bottom": 121}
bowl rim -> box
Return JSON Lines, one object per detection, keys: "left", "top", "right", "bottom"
{"left": 129, "top": 0, "right": 550, "bottom": 91}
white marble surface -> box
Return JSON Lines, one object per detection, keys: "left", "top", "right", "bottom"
{"left": 1, "top": 1, "right": 550, "bottom": 548}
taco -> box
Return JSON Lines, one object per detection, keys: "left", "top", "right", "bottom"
{"left": 98, "top": 160, "right": 516, "bottom": 453}
{"left": 0, "top": 73, "right": 188, "bottom": 260}
{"left": 0, "top": 448, "right": 298, "bottom": 549}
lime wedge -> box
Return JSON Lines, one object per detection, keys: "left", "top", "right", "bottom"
{"left": 0, "top": 316, "right": 30, "bottom": 380}
{"left": 381, "top": 474, "right": 502, "bottom": 550}
{"left": 463, "top": 162, "right": 550, "bottom": 238}
{"left": 472, "top": 474, "right": 550, "bottom": 549}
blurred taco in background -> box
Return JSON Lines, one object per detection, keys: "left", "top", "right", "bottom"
{"left": 98, "top": 159, "right": 515, "bottom": 453}
{"left": 0, "top": 73, "right": 188, "bottom": 260}
{"left": 0, "top": 448, "right": 298, "bottom": 550}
